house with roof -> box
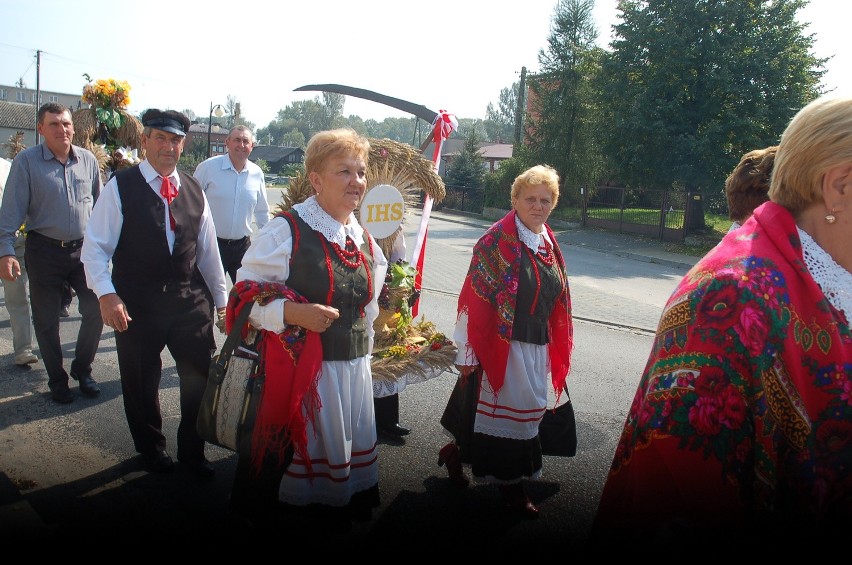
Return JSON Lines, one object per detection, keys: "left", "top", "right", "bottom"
{"left": 0, "top": 84, "right": 85, "bottom": 149}
{"left": 185, "top": 123, "right": 228, "bottom": 157}
{"left": 421, "top": 138, "right": 513, "bottom": 175}
{"left": 248, "top": 145, "right": 305, "bottom": 173}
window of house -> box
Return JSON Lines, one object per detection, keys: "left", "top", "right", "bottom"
{"left": 0, "top": 89, "right": 7, "bottom": 100}
{"left": 48, "top": 95, "right": 58, "bottom": 102}
{"left": 16, "top": 92, "right": 26, "bottom": 102}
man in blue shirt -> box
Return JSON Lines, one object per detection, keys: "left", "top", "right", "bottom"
{"left": 193, "top": 125, "right": 269, "bottom": 284}
{"left": 0, "top": 103, "right": 104, "bottom": 404}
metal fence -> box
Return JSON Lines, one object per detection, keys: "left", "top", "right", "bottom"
{"left": 438, "top": 184, "right": 485, "bottom": 214}
{"left": 582, "top": 186, "right": 704, "bottom": 242}
{"left": 440, "top": 183, "right": 704, "bottom": 243}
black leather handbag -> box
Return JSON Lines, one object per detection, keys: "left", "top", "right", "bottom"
{"left": 197, "top": 302, "right": 263, "bottom": 455}
{"left": 538, "top": 390, "right": 577, "bottom": 457}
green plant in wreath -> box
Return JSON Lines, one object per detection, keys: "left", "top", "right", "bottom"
{"left": 81, "top": 74, "right": 131, "bottom": 146}
{"left": 385, "top": 260, "right": 417, "bottom": 320}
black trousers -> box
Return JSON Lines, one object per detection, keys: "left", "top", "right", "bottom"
{"left": 25, "top": 234, "right": 103, "bottom": 391}
{"left": 217, "top": 237, "right": 250, "bottom": 284}
{"left": 114, "top": 283, "right": 215, "bottom": 461}
{"left": 374, "top": 393, "right": 400, "bottom": 427}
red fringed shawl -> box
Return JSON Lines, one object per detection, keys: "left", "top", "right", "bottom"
{"left": 226, "top": 280, "right": 323, "bottom": 475}
{"left": 592, "top": 202, "right": 852, "bottom": 537}
{"left": 457, "top": 210, "right": 573, "bottom": 397}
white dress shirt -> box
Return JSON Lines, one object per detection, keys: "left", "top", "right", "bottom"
{"left": 193, "top": 154, "right": 269, "bottom": 240}
{"left": 81, "top": 160, "right": 229, "bottom": 309}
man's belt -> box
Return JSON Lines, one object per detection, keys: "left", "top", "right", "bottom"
{"left": 28, "top": 231, "right": 84, "bottom": 249}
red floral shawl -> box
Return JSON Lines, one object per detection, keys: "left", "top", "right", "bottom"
{"left": 592, "top": 202, "right": 852, "bottom": 538}
{"left": 226, "top": 280, "right": 323, "bottom": 475}
{"left": 457, "top": 210, "right": 573, "bottom": 397}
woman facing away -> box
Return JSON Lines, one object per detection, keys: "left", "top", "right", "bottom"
{"left": 437, "top": 164, "right": 574, "bottom": 518}
{"left": 725, "top": 145, "right": 777, "bottom": 231}
{"left": 590, "top": 95, "right": 852, "bottom": 548}
{"left": 227, "top": 128, "right": 388, "bottom": 533}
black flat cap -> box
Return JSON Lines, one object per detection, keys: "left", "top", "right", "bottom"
{"left": 141, "top": 109, "right": 190, "bottom": 137}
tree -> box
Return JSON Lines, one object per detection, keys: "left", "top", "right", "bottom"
{"left": 526, "top": 0, "right": 603, "bottom": 209}
{"left": 485, "top": 83, "right": 518, "bottom": 143}
{"left": 188, "top": 138, "right": 208, "bottom": 160}
{"left": 444, "top": 129, "right": 485, "bottom": 192}
{"left": 257, "top": 96, "right": 343, "bottom": 146}
{"left": 322, "top": 92, "right": 345, "bottom": 130}
{"left": 254, "top": 159, "right": 270, "bottom": 174}
{"left": 454, "top": 118, "right": 489, "bottom": 142}
{"left": 281, "top": 128, "right": 306, "bottom": 149}
{"left": 599, "top": 0, "right": 827, "bottom": 211}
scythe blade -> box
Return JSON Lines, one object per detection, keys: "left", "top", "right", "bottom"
{"left": 293, "top": 83, "right": 439, "bottom": 124}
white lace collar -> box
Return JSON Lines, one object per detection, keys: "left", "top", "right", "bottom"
{"left": 798, "top": 227, "right": 852, "bottom": 319}
{"left": 293, "top": 196, "right": 364, "bottom": 247}
{"left": 515, "top": 215, "right": 553, "bottom": 251}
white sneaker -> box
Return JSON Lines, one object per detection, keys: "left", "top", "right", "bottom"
{"left": 14, "top": 352, "right": 38, "bottom": 366}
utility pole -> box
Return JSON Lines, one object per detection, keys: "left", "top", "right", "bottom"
{"left": 34, "top": 50, "right": 41, "bottom": 146}
{"left": 514, "top": 66, "right": 527, "bottom": 146}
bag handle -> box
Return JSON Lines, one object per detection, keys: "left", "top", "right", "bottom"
{"left": 214, "top": 301, "right": 255, "bottom": 368}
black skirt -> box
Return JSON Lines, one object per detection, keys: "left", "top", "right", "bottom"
{"left": 440, "top": 367, "right": 543, "bottom": 482}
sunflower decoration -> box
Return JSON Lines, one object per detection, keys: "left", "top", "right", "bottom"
{"left": 72, "top": 75, "right": 144, "bottom": 176}
{"left": 276, "top": 137, "right": 456, "bottom": 389}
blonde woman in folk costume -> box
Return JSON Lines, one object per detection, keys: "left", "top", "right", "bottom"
{"left": 227, "top": 128, "right": 388, "bottom": 534}
{"left": 438, "top": 164, "right": 574, "bottom": 518}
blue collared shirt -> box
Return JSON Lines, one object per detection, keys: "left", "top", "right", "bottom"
{"left": 193, "top": 154, "right": 269, "bottom": 240}
{"left": 0, "top": 143, "right": 102, "bottom": 257}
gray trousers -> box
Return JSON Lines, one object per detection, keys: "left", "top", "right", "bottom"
{"left": 2, "top": 233, "right": 34, "bottom": 357}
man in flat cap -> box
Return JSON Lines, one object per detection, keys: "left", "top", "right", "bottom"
{"left": 82, "top": 108, "right": 228, "bottom": 478}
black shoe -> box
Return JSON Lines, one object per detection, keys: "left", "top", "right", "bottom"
{"left": 50, "top": 386, "right": 74, "bottom": 404}
{"left": 73, "top": 372, "right": 101, "bottom": 397}
{"left": 179, "top": 457, "right": 215, "bottom": 479}
{"left": 59, "top": 305, "right": 70, "bottom": 318}
{"left": 143, "top": 451, "right": 175, "bottom": 474}
{"left": 378, "top": 423, "right": 411, "bottom": 438}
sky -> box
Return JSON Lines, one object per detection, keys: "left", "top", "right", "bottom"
{"left": 1, "top": 0, "right": 848, "bottom": 129}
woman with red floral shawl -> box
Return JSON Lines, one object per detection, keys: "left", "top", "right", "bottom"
{"left": 591, "top": 95, "right": 852, "bottom": 547}
{"left": 438, "top": 165, "right": 573, "bottom": 518}
{"left": 227, "top": 129, "right": 388, "bottom": 533}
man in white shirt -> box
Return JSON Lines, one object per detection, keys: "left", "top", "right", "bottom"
{"left": 193, "top": 125, "right": 269, "bottom": 283}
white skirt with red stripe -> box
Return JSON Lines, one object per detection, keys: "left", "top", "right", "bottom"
{"left": 278, "top": 356, "right": 379, "bottom": 507}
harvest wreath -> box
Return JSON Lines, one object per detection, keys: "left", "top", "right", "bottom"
{"left": 72, "top": 76, "right": 144, "bottom": 176}
{"left": 276, "top": 137, "right": 457, "bottom": 391}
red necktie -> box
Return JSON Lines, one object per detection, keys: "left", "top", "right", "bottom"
{"left": 160, "top": 176, "right": 177, "bottom": 230}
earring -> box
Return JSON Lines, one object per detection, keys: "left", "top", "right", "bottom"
{"left": 825, "top": 213, "right": 837, "bottom": 224}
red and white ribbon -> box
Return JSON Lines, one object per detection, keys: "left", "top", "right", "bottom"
{"left": 411, "top": 109, "right": 457, "bottom": 317}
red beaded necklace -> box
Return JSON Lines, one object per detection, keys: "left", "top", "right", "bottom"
{"left": 524, "top": 238, "right": 564, "bottom": 314}
{"left": 536, "top": 239, "right": 556, "bottom": 266}
{"left": 331, "top": 237, "right": 363, "bottom": 269}
{"left": 319, "top": 236, "right": 373, "bottom": 312}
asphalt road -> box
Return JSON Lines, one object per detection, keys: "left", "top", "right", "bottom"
{"left": 0, "top": 211, "right": 694, "bottom": 555}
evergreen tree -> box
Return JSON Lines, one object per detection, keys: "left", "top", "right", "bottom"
{"left": 526, "top": 0, "right": 604, "bottom": 208}
{"left": 445, "top": 130, "right": 485, "bottom": 193}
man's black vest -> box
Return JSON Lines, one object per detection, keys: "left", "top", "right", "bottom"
{"left": 111, "top": 167, "right": 206, "bottom": 301}
{"left": 281, "top": 210, "right": 374, "bottom": 361}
